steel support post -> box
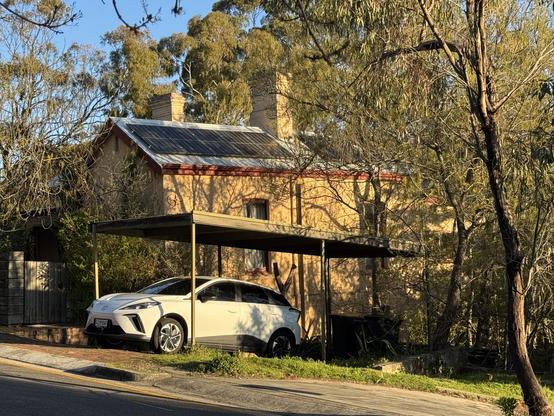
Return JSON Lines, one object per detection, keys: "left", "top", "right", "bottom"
{"left": 217, "top": 245, "right": 222, "bottom": 277}
{"left": 320, "top": 240, "right": 327, "bottom": 361}
{"left": 190, "top": 220, "right": 197, "bottom": 346}
{"left": 92, "top": 224, "right": 99, "bottom": 300}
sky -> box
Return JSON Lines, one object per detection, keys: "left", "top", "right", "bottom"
{"left": 57, "top": 1, "right": 216, "bottom": 49}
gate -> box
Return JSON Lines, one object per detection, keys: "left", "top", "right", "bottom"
{"left": 24, "top": 261, "right": 67, "bottom": 324}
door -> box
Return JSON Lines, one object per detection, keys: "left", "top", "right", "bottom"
{"left": 195, "top": 281, "right": 240, "bottom": 348}
{"left": 238, "top": 283, "right": 275, "bottom": 351}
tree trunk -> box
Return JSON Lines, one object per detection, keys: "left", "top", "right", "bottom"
{"left": 431, "top": 225, "right": 469, "bottom": 350}
{"left": 370, "top": 176, "right": 385, "bottom": 311}
{"left": 481, "top": 119, "right": 551, "bottom": 415}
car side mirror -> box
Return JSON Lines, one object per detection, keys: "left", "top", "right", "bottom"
{"left": 198, "top": 293, "right": 215, "bottom": 303}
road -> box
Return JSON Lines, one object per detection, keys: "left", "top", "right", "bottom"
{"left": 0, "top": 360, "right": 262, "bottom": 416}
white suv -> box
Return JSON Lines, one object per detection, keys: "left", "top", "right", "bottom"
{"left": 85, "top": 277, "right": 301, "bottom": 356}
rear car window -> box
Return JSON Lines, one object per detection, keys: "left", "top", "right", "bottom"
{"left": 265, "top": 289, "right": 291, "bottom": 306}
{"left": 240, "top": 284, "right": 269, "bottom": 304}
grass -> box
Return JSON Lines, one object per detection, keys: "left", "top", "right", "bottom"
{"left": 137, "top": 347, "right": 554, "bottom": 402}
{"left": 144, "top": 346, "right": 554, "bottom": 404}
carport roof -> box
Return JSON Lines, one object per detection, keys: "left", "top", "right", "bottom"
{"left": 91, "top": 211, "right": 420, "bottom": 258}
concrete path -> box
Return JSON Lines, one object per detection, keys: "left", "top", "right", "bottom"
{"left": 0, "top": 332, "right": 501, "bottom": 415}
{"left": 153, "top": 372, "right": 500, "bottom": 416}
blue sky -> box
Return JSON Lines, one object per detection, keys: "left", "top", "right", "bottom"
{"left": 58, "top": 1, "right": 215, "bottom": 48}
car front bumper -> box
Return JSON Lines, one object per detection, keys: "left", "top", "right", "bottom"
{"left": 85, "top": 308, "right": 160, "bottom": 342}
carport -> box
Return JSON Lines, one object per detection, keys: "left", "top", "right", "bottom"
{"left": 91, "top": 210, "right": 420, "bottom": 360}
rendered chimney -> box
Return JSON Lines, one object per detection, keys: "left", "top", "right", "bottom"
{"left": 249, "top": 73, "right": 294, "bottom": 140}
{"left": 149, "top": 92, "right": 185, "bottom": 122}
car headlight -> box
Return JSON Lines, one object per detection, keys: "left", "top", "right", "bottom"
{"left": 119, "top": 301, "right": 160, "bottom": 310}
{"left": 86, "top": 300, "right": 98, "bottom": 313}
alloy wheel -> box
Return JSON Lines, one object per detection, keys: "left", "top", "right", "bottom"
{"left": 271, "top": 334, "right": 292, "bottom": 357}
{"left": 159, "top": 322, "right": 182, "bottom": 353}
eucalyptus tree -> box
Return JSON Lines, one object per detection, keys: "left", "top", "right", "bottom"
{"left": 262, "top": 0, "right": 554, "bottom": 413}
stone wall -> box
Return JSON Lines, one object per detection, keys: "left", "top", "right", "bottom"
{"left": 0, "top": 252, "right": 25, "bottom": 325}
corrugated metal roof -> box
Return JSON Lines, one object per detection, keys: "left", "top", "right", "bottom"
{"left": 112, "top": 117, "right": 294, "bottom": 169}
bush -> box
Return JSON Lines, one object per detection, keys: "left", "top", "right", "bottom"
{"left": 57, "top": 210, "right": 175, "bottom": 322}
{"left": 497, "top": 397, "right": 528, "bottom": 416}
{"left": 204, "top": 354, "right": 242, "bottom": 376}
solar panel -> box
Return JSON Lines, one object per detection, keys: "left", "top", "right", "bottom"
{"left": 127, "top": 124, "right": 292, "bottom": 159}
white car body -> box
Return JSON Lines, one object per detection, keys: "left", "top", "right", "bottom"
{"left": 85, "top": 277, "right": 301, "bottom": 354}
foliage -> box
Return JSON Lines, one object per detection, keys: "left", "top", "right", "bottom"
{"left": 498, "top": 397, "right": 525, "bottom": 416}
{"left": 102, "top": 26, "right": 173, "bottom": 118}
{"left": 0, "top": 2, "right": 113, "bottom": 229}
{"left": 57, "top": 210, "right": 174, "bottom": 322}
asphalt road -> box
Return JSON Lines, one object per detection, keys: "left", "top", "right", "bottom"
{"left": 0, "top": 361, "right": 261, "bottom": 416}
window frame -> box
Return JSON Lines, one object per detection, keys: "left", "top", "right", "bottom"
{"left": 237, "top": 282, "right": 271, "bottom": 305}
{"left": 243, "top": 198, "right": 270, "bottom": 272}
{"left": 198, "top": 281, "right": 239, "bottom": 302}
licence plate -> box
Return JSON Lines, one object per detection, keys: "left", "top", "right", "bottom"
{"left": 95, "top": 319, "right": 109, "bottom": 328}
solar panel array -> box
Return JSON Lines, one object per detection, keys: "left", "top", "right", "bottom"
{"left": 127, "top": 123, "right": 292, "bottom": 159}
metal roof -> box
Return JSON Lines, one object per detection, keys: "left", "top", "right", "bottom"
{"left": 112, "top": 118, "right": 295, "bottom": 169}
{"left": 92, "top": 211, "right": 421, "bottom": 258}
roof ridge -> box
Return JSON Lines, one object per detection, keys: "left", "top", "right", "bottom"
{"left": 111, "top": 117, "right": 269, "bottom": 134}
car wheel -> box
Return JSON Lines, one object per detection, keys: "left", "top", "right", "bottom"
{"left": 266, "top": 330, "right": 294, "bottom": 358}
{"left": 152, "top": 317, "right": 185, "bottom": 354}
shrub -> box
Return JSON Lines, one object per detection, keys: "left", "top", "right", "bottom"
{"left": 497, "top": 397, "right": 528, "bottom": 416}
{"left": 57, "top": 210, "right": 171, "bottom": 322}
{"left": 204, "top": 354, "right": 242, "bottom": 376}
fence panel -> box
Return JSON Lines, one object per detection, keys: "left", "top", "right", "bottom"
{"left": 24, "top": 261, "right": 67, "bottom": 324}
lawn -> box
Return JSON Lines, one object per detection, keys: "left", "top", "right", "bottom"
{"left": 145, "top": 346, "right": 554, "bottom": 404}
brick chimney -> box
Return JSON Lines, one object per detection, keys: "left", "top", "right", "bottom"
{"left": 249, "top": 73, "right": 294, "bottom": 140}
{"left": 149, "top": 92, "right": 185, "bottom": 122}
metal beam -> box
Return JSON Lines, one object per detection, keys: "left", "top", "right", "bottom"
{"left": 320, "top": 240, "right": 327, "bottom": 361}
{"left": 217, "top": 245, "right": 222, "bottom": 277}
{"left": 190, "top": 219, "right": 196, "bottom": 346}
{"left": 92, "top": 224, "right": 99, "bottom": 300}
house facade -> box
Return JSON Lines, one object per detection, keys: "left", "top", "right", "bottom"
{"left": 90, "top": 81, "right": 406, "bottom": 335}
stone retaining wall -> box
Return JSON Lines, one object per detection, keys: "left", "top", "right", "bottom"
{"left": 0, "top": 252, "right": 24, "bottom": 325}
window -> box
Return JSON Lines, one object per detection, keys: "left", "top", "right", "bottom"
{"left": 138, "top": 277, "right": 211, "bottom": 295}
{"left": 240, "top": 284, "right": 269, "bottom": 304}
{"left": 244, "top": 200, "right": 269, "bottom": 270}
{"left": 200, "top": 282, "right": 237, "bottom": 302}
{"left": 265, "top": 289, "right": 291, "bottom": 307}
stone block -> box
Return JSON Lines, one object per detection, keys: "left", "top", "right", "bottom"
{"left": 373, "top": 362, "right": 403, "bottom": 374}
{"left": 0, "top": 303, "right": 23, "bottom": 315}
{"left": 0, "top": 314, "right": 23, "bottom": 325}
{"left": 7, "top": 263, "right": 24, "bottom": 280}
{"left": 7, "top": 279, "right": 24, "bottom": 290}
{"left": 0, "top": 252, "right": 24, "bottom": 261}
{"left": 0, "top": 288, "right": 24, "bottom": 297}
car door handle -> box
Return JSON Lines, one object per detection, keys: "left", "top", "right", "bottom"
{"left": 228, "top": 310, "right": 237, "bottom": 313}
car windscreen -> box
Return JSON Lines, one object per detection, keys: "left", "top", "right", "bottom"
{"left": 138, "top": 278, "right": 210, "bottom": 295}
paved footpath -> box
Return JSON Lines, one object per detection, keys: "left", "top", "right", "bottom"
{"left": 0, "top": 332, "right": 500, "bottom": 416}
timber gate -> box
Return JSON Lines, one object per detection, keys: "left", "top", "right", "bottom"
{"left": 24, "top": 261, "right": 67, "bottom": 324}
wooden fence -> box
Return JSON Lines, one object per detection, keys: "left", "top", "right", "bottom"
{"left": 0, "top": 252, "right": 68, "bottom": 325}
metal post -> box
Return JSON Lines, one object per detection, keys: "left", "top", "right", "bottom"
{"left": 326, "top": 257, "right": 332, "bottom": 354}
{"left": 217, "top": 245, "right": 222, "bottom": 277}
{"left": 92, "top": 224, "right": 99, "bottom": 300}
{"left": 190, "top": 220, "right": 196, "bottom": 346}
{"left": 320, "top": 240, "right": 327, "bottom": 361}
